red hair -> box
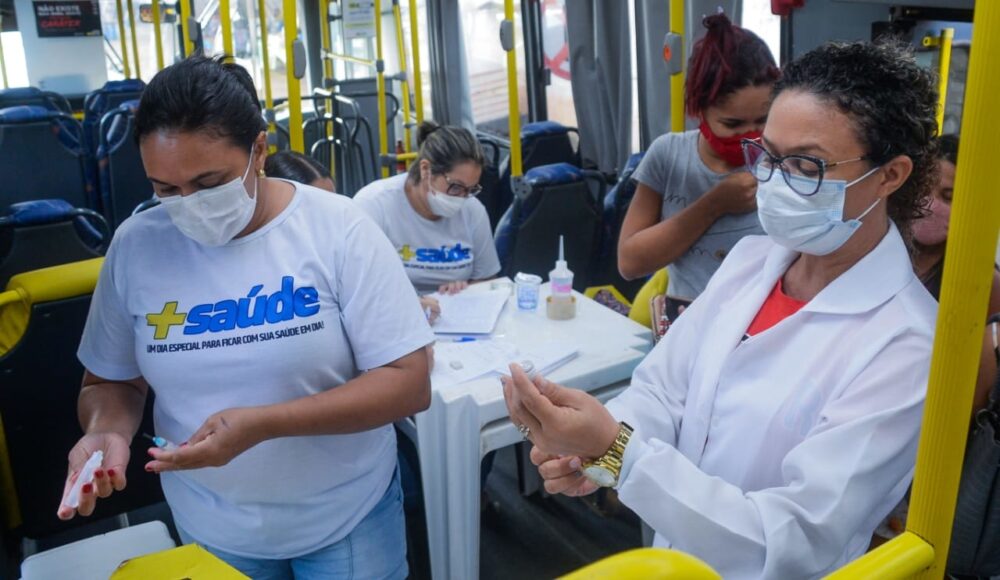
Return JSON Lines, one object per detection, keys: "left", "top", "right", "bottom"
{"left": 684, "top": 12, "right": 780, "bottom": 118}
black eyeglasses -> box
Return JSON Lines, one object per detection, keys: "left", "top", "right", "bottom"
{"left": 741, "top": 138, "right": 870, "bottom": 197}
{"left": 437, "top": 174, "right": 483, "bottom": 198}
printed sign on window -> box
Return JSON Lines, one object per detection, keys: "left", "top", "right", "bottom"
{"left": 343, "top": 0, "right": 375, "bottom": 40}
{"left": 33, "top": 0, "right": 102, "bottom": 37}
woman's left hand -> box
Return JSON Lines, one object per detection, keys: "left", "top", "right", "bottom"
{"left": 438, "top": 280, "right": 469, "bottom": 295}
{"left": 501, "top": 364, "right": 620, "bottom": 459}
{"left": 145, "top": 407, "right": 269, "bottom": 472}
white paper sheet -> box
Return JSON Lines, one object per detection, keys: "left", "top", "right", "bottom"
{"left": 430, "top": 289, "right": 510, "bottom": 335}
{"left": 431, "top": 339, "right": 579, "bottom": 389}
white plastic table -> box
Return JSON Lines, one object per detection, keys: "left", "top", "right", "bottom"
{"left": 415, "top": 283, "right": 652, "bottom": 580}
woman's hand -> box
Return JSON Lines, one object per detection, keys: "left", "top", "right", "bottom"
{"left": 530, "top": 447, "right": 599, "bottom": 497}
{"left": 145, "top": 407, "right": 268, "bottom": 472}
{"left": 57, "top": 432, "right": 131, "bottom": 520}
{"left": 438, "top": 280, "right": 469, "bottom": 295}
{"left": 420, "top": 296, "right": 441, "bottom": 324}
{"left": 501, "top": 363, "right": 620, "bottom": 459}
{"left": 704, "top": 171, "right": 758, "bottom": 216}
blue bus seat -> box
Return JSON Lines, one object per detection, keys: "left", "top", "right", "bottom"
{"left": 0, "top": 106, "right": 87, "bottom": 209}
{"left": 0, "top": 260, "right": 164, "bottom": 540}
{"left": 592, "top": 152, "right": 647, "bottom": 299}
{"left": 0, "top": 87, "right": 73, "bottom": 115}
{"left": 97, "top": 100, "right": 154, "bottom": 229}
{"left": 494, "top": 162, "right": 604, "bottom": 291}
{"left": 492, "top": 121, "right": 582, "bottom": 231}
{"left": 82, "top": 80, "right": 146, "bottom": 210}
{"left": 0, "top": 199, "right": 109, "bottom": 289}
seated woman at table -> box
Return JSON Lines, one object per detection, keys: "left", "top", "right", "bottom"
{"left": 58, "top": 55, "right": 433, "bottom": 579}
{"left": 354, "top": 121, "right": 500, "bottom": 315}
{"left": 264, "top": 150, "right": 336, "bottom": 193}
{"left": 504, "top": 40, "right": 940, "bottom": 579}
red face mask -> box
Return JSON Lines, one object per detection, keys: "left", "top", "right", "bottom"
{"left": 699, "top": 120, "right": 762, "bottom": 168}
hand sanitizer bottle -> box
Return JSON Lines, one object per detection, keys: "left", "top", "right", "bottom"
{"left": 546, "top": 235, "right": 576, "bottom": 320}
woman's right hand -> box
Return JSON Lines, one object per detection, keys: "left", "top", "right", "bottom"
{"left": 420, "top": 296, "right": 441, "bottom": 324}
{"left": 57, "top": 432, "right": 131, "bottom": 520}
{"left": 704, "top": 171, "right": 758, "bottom": 216}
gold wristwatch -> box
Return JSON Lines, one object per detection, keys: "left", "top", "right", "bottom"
{"left": 582, "top": 422, "right": 633, "bottom": 488}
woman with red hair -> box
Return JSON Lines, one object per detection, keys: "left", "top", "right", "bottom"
{"left": 618, "top": 12, "right": 780, "bottom": 318}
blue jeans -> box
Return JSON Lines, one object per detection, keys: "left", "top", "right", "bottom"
{"left": 176, "top": 469, "right": 408, "bottom": 580}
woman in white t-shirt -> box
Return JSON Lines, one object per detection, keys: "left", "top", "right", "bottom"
{"left": 58, "top": 56, "right": 432, "bottom": 580}
{"left": 354, "top": 122, "right": 501, "bottom": 321}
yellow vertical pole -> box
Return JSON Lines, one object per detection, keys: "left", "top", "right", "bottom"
{"left": 503, "top": 0, "right": 522, "bottom": 178}
{"left": 127, "top": 0, "right": 141, "bottom": 78}
{"left": 180, "top": 0, "right": 194, "bottom": 56}
{"left": 257, "top": 0, "right": 275, "bottom": 152}
{"left": 935, "top": 27, "right": 954, "bottom": 132}
{"left": 116, "top": 0, "right": 132, "bottom": 78}
{"left": 0, "top": 15, "right": 8, "bottom": 89}
{"left": 318, "top": 0, "right": 335, "bottom": 178}
{"left": 825, "top": 3, "right": 1000, "bottom": 578}
{"left": 669, "top": 0, "right": 685, "bottom": 133}
{"left": 407, "top": 0, "right": 423, "bottom": 125}
{"left": 906, "top": 5, "right": 1000, "bottom": 578}
{"left": 151, "top": 0, "right": 164, "bottom": 70}
{"left": 375, "top": 0, "right": 389, "bottom": 177}
{"left": 392, "top": 0, "right": 411, "bottom": 153}
{"left": 220, "top": 0, "right": 234, "bottom": 55}
{"left": 283, "top": 0, "right": 303, "bottom": 152}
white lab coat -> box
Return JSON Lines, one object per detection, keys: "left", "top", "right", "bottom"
{"left": 606, "top": 224, "right": 937, "bottom": 580}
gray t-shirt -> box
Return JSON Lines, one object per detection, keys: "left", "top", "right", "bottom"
{"left": 633, "top": 130, "right": 763, "bottom": 301}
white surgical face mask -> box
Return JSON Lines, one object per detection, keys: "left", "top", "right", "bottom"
{"left": 426, "top": 187, "right": 467, "bottom": 218}
{"left": 756, "top": 164, "right": 882, "bottom": 255}
{"left": 159, "top": 148, "right": 258, "bottom": 246}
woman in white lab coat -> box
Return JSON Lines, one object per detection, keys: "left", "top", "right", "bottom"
{"left": 502, "top": 40, "right": 941, "bottom": 579}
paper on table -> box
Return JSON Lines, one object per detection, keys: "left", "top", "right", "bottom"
{"left": 430, "top": 289, "right": 509, "bottom": 335}
{"left": 431, "top": 340, "right": 578, "bottom": 389}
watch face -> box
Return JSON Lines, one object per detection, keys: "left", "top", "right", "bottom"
{"left": 583, "top": 465, "right": 616, "bottom": 488}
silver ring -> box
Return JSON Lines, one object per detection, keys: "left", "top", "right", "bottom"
{"left": 517, "top": 423, "right": 531, "bottom": 440}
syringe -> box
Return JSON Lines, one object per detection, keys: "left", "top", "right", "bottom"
{"left": 143, "top": 432, "right": 179, "bottom": 451}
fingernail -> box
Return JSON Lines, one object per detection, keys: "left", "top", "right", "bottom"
{"left": 144, "top": 465, "right": 153, "bottom": 472}
{"left": 107, "top": 469, "right": 116, "bottom": 478}
{"left": 94, "top": 469, "right": 104, "bottom": 478}
{"left": 82, "top": 483, "right": 93, "bottom": 494}
{"left": 570, "top": 458, "right": 581, "bottom": 469}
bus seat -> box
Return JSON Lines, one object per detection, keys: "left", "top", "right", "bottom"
{"left": 97, "top": 100, "right": 153, "bottom": 230}
{"left": 0, "top": 199, "right": 109, "bottom": 289}
{"left": 476, "top": 134, "right": 504, "bottom": 230}
{"left": 591, "top": 152, "right": 646, "bottom": 299}
{"left": 494, "top": 162, "right": 603, "bottom": 291}
{"left": 495, "top": 121, "right": 582, "bottom": 232}
{"left": 82, "top": 80, "right": 146, "bottom": 210}
{"left": 628, "top": 268, "right": 669, "bottom": 329}
{"left": 0, "top": 87, "right": 73, "bottom": 115}
{"left": 0, "top": 260, "right": 164, "bottom": 539}
{"left": 0, "top": 105, "right": 87, "bottom": 209}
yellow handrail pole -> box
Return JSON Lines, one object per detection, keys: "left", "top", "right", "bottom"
{"left": 115, "top": 0, "right": 132, "bottom": 78}
{"left": 220, "top": 0, "right": 234, "bottom": 56}
{"left": 319, "top": 0, "right": 334, "bottom": 174}
{"left": 375, "top": 0, "right": 389, "bottom": 177}
{"left": 257, "top": 0, "right": 275, "bottom": 152}
{"left": 127, "top": 0, "right": 141, "bottom": 78}
{"left": 180, "top": 0, "right": 193, "bottom": 56}
{"left": 936, "top": 28, "right": 954, "bottom": 132}
{"left": 324, "top": 51, "right": 375, "bottom": 67}
{"left": 0, "top": 15, "right": 9, "bottom": 89}
{"left": 669, "top": 0, "right": 685, "bottom": 133}
{"left": 827, "top": 3, "right": 1000, "bottom": 578}
{"left": 283, "top": 0, "right": 303, "bottom": 152}
{"left": 825, "top": 532, "right": 934, "bottom": 580}
{"left": 392, "top": 0, "right": 412, "bottom": 154}
{"left": 502, "top": 0, "right": 522, "bottom": 179}
{"left": 407, "top": 0, "right": 423, "bottom": 125}
{"left": 151, "top": 0, "right": 164, "bottom": 70}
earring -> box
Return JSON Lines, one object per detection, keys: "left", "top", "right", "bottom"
{"left": 258, "top": 168, "right": 266, "bottom": 177}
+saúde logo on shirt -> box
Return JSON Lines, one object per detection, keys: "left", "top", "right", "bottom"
{"left": 398, "top": 243, "right": 471, "bottom": 263}
{"left": 145, "top": 276, "right": 321, "bottom": 340}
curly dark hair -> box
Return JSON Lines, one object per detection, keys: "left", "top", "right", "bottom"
{"left": 774, "top": 39, "right": 939, "bottom": 237}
